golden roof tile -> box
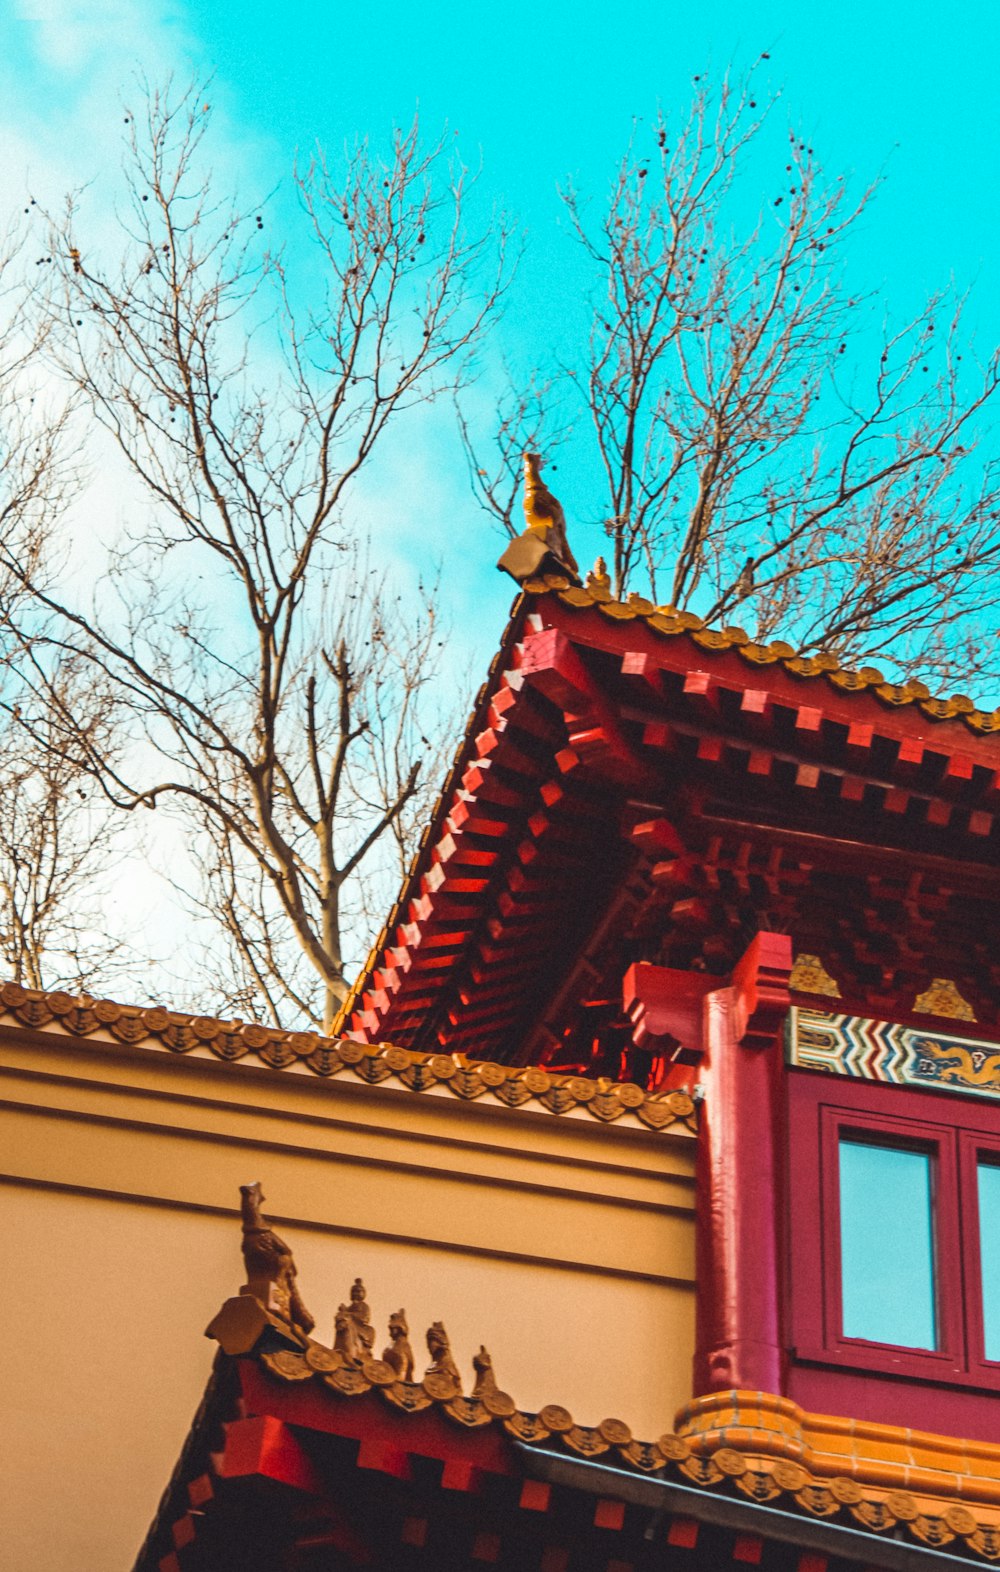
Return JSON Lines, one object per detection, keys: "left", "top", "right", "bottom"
{"left": 0, "top": 979, "right": 695, "bottom": 1131}
{"left": 525, "top": 570, "right": 1000, "bottom": 735}
{"left": 212, "top": 1186, "right": 1000, "bottom": 1563}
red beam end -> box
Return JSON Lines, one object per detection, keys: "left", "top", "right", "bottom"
{"left": 594, "top": 1498, "right": 627, "bottom": 1530}
{"left": 667, "top": 1516, "right": 700, "bottom": 1548}
{"left": 732, "top": 1532, "right": 764, "bottom": 1563}
{"left": 519, "top": 1478, "right": 551, "bottom": 1512}
{"left": 472, "top": 1530, "right": 502, "bottom": 1562}
{"left": 220, "top": 1415, "right": 321, "bottom": 1494}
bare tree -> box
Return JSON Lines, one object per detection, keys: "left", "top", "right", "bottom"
{"left": 0, "top": 657, "right": 125, "bottom": 991}
{"left": 0, "top": 223, "right": 131, "bottom": 992}
{"left": 474, "top": 70, "right": 1000, "bottom": 688}
{"left": 0, "top": 218, "right": 74, "bottom": 625}
{"left": 5, "top": 85, "right": 506, "bottom": 1028}
{"left": 170, "top": 563, "right": 454, "bottom": 1027}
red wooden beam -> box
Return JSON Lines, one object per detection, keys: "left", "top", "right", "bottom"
{"left": 622, "top": 961, "right": 715, "bottom": 1058}
{"left": 620, "top": 648, "right": 668, "bottom": 697}
{"left": 593, "top": 1499, "right": 626, "bottom": 1530}
{"left": 667, "top": 1516, "right": 699, "bottom": 1547}
{"left": 474, "top": 728, "right": 545, "bottom": 778}
{"left": 683, "top": 671, "right": 722, "bottom": 715}
{"left": 794, "top": 705, "right": 823, "bottom": 737}
{"left": 471, "top": 1530, "right": 502, "bottom": 1561}
{"left": 219, "top": 1415, "right": 322, "bottom": 1494}
{"left": 519, "top": 1479, "right": 551, "bottom": 1512}
{"left": 171, "top": 1514, "right": 197, "bottom": 1550}
{"left": 732, "top": 1533, "right": 764, "bottom": 1563}
{"left": 845, "top": 720, "right": 874, "bottom": 758}
{"left": 731, "top": 931, "right": 792, "bottom": 1050}
{"left": 356, "top": 1436, "right": 414, "bottom": 1479}
{"left": 462, "top": 761, "right": 525, "bottom": 808}
{"left": 238, "top": 1361, "right": 512, "bottom": 1475}
{"left": 448, "top": 802, "right": 512, "bottom": 838}
{"left": 896, "top": 736, "right": 925, "bottom": 777}
{"left": 696, "top": 734, "right": 724, "bottom": 763}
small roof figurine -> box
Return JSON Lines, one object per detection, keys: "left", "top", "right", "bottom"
{"left": 497, "top": 453, "right": 580, "bottom": 585}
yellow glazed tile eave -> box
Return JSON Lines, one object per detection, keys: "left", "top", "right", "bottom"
{"left": 0, "top": 979, "right": 696, "bottom": 1133}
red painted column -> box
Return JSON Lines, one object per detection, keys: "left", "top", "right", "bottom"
{"left": 692, "top": 935, "right": 791, "bottom": 1395}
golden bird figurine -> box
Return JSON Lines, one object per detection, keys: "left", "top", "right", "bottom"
{"left": 522, "top": 452, "right": 579, "bottom": 576}
{"left": 495, "top": 450, "right": 580, "bottom": 586}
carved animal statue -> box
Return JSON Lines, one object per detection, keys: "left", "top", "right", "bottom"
{"left": 239, "top": 1182, "right": 315, "bottom": 1335}
{"left": 346, "top": 1277, "right": 376, "bottom": 1355}
{"left": 522, "top": 452, "right": 579, "bottom": 576}
{"left": 471, "top": 1345, "right": 500, "bottom": 1401}
{"left": 424, "top": 1321, "right": 463, "bottom": 1390}
{"left": 382, "top": 1309, "right": 415, "bottom": 1381}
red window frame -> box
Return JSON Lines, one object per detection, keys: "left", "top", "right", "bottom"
{"left": 788, "top": 1072, "right": 1000, "bottom": 1390}
{"left": 958, "top": 1130, "right": 1000, "bottom": 1384}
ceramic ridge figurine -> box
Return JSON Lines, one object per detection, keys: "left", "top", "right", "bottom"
{"left": 346, "top": 1276, "right": 376, "bottom": 1355}
{"left": 496, "top": 450, "right": 581, "bottom": 586}
{"left": 424, "top": 1320, "right": 463, "bottom": 1390}
{"left": 382, "top": 1309, "right": 415, "bottom": 1381}
{"left": 472, "top": 1344, "right": 500, "bottom": 1400}
{"left": 522, "top": 451, "right": 579, "bottom": 576}
{"left": 238, "top": 1181, "right": 315, "bottom": 1336}
{"left": 333, "top": 1302, "right": 362, "bottom": 1364}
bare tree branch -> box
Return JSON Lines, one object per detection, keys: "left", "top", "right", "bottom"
{"left": 3, "top": 85, "right": 501, "bottom": 1028}
{"left": 535, "top": 67, "right": 1000, "bottom": 687}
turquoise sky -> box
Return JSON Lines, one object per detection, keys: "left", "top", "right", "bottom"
{"left": 5, "top": 0, "right": 1000, "bottom": 651}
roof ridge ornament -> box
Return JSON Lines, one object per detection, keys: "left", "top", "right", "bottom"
{"left": 497, "top": 453, "right": 581, "bottom": 586}
{"left": 202, "top": 1186, "right": 1000, "bottom": 1561}
{"left": 238, "top": 1180, "right": 315, "bottom": 1337}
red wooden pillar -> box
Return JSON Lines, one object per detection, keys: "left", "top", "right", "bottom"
{"left": 693, "top": 933, "right": 791, "bottom": 1395}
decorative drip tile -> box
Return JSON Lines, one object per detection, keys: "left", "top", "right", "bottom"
{"left": 0, "top": 981, "right": 695, "bottom": 1131}
{"left": 524, "top": 572, "right": 1000, "bottom": 735}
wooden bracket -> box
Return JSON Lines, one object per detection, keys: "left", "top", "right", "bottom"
{"left": 623, "top": 931, "right": 792, "bottom": 1059}
{"left": 731, "top": 931, "right": 793, "bottom": 1049}
{"left": 622, "top": 961, "right": 716, "bottom": 1061}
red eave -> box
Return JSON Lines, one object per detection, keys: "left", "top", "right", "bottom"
{"left": 336, "top": 582, "right": 1000, "bottom": 1065}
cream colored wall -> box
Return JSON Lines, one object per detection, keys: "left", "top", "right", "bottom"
{"left": 0, "top": 1023, "right": 696, "bottom": 1572}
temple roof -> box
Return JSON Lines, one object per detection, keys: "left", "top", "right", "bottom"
{"left": 522, "top": 570, "right": 1000, "bottom": 735}
{"left": 337, "top": 576, "right": 1000, "bottom": 1071}
{"left": 0, "top": 978, "right": 695, "bottom": 1130}
{"left": 136, "top": 1189, "right": 1000, "bottom": 1569}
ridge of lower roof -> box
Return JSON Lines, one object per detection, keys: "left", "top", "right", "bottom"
{"left": 206, "top": 1291, "right": 1000, "bottom": 1565}
{"left": 0, "top": 977, "right": 694, "bottom": 1129}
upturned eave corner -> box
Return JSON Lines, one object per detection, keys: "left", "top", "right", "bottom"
{"left": 188, "top": 1184, "right": 1000, "bottom": 1567}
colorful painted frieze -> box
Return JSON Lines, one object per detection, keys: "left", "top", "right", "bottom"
{"left": 788, "top": 1006, "right": 1000, "bottom": 1102}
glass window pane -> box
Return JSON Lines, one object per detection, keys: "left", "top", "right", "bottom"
{"left": 839, "top": 1138, "right": 937, "bottom": 1350}
{"left": 978, "top": 1162, "right": 1000, "bottom": 1361}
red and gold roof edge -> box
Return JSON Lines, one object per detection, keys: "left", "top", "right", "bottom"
{"left": 335, "top": 577, "right": 1000, "bottom": 1040}
{"left": 529, "top": 570, "right": 1000, "bottom": 733}
{"left": 0, "top": 978, "right": 694, "bottom": 1131}
{"left": 247, "top": 1336, "right": 1000, "bottom": 1561}
{"left": 207, "top": 1189, "right": 1000, "bottom": 1562}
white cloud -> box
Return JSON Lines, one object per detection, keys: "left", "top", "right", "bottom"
{"left": 13, "top": 0, "right": 186, "bottom": 75}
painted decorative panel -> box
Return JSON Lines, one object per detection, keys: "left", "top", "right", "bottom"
{"left": 787, "top": 1006, "right": 1000, "bottom": 1103}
